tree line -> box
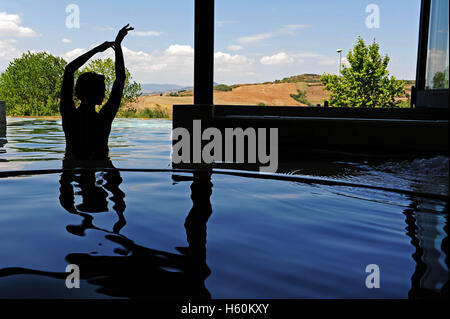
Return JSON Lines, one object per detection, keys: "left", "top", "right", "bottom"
{"left": 0, "top": 51, "right": 141, "bottom": 116}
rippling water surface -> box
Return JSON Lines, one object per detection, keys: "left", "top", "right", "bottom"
{"left": 0, "top": 117, "right": 448, "bottom": 298}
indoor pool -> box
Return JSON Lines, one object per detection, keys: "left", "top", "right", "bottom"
{"left": 0, "top": 117, "right": 448, "bottom": 298}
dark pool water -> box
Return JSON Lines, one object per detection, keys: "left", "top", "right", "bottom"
{"left": 0, "top": 118, "right": 448, "bottom": 298}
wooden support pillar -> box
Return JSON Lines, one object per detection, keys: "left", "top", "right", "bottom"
{"left": 194, "top": 0, "right": 214, "bottom": 105}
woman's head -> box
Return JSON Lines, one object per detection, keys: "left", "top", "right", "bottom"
{"left": 75, "top": 72, "right": 106, "bottom": 105}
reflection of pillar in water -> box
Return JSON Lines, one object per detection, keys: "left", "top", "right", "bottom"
{"left": 185, "top": 171, "right": 213, "bottom": 299}
{"left": 406, "top": 199, "right": 449, "bottom": 298}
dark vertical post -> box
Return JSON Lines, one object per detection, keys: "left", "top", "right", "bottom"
{"left": 194, "top": 0, "right": 214, "bottom": 105}
{"left": 0, "top": 100, "right": 6, "bottom": 126}
{"left": 0, "top": 100, "right": 6, "bottom": 143}
{"left": 416, "top": 0, "right": 431, "bottom": 91}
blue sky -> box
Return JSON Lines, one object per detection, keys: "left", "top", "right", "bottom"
{"left": 1, "top": 0, "right": 421, "bottom": 85}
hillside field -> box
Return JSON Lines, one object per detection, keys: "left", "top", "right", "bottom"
{"left": 128, "top": 74, "right": 413, "bottom": 117}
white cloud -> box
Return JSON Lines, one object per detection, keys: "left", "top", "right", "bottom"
{"left": 61, "top": 38, "right": 71, "bottom": 43}
{"left": 318, "top": 57, "right": 340, "bottom": 66}
{"left": 61, "top": 44, "right": 195, "bottom": 73}
{"left": 94, "top": 44, "right": 195, "bottom": 83}
{"left": 260, "top": 52, "right": 294, "bottom": 65}
{"left": 291, "top": 51, "right": 343, "bottom": 66}
{"left": 214, "top": 52, "right": 255, "bottom": 82}
{"left": 61, "top": 48, "right": 86, "bottom": 61}
{"left": 131, "top": 44, "right": 194, "bottom": 84}
{"left": 215, "top": 52, "right": 253, "bottom": 67}
{"left": 164, "top": 44, "right": 194, "bottom": 56}
{"left": 228, "top": 44, "right": 244, "bottom": 51}
{"left": 56, "top": 43, "right": 346, "bottom": 85}
{"left": 237, "top": 24, "right": 307, "bottom": 44}
{"left": 131, "top": 30, "right": 161, "bottom": 37}
{"left": 122, "top": 47, "right": 165, "bottom": 71}
{"left": 237, "top": 33, "right": 272, "bottom": 44}
{"left": 0, "top": 39, "right": 21, "bottom": 69}
{"left": 284, "top": 24, "right": 308, "bottom": 30}
{"left": 0, "top": 11, "right": 37, "bottom": 37}
{"left": 0, "top": 39, "right": 19, "bottom": 56}
{"left": 292, "top": 52, "right": 322, "bottom": 59}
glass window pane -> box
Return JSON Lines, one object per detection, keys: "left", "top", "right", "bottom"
{"left": 214, "top": 0, "right": 420, "bottom": 107}
{"left": 426, "top": 0, "right": 449, "bottom": 89}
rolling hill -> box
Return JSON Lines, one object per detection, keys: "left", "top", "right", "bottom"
{"left": 130, "top": 74, "right": 413, "bottom": 117}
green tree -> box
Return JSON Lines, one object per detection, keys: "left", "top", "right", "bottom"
{"left": 214, "top": 84, "right": 233, "bottom": 92}
{"left": 0, "top": 51, "right": 66, "bottom": 115}
{"left": 290, "top": 89, "right": 312, "bottom": 106}
{"left": 432, "top": 66, "right": 449, "bottom": 89}
{"left": 321, "top": 37, "right": 405, "bottom": 108}
{"left": 79, "top": 58, "right": 142, "bottom": 110}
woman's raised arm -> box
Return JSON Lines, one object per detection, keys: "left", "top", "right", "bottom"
{"left": 100, "top": 25, "right": 134, "bottom": 121}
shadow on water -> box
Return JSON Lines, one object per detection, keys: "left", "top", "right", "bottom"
{"left": 0, "top": 168, "right": 213, "bottom": 299}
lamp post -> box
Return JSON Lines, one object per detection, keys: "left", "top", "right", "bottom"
{"left": 337, "top": 49, "right": 342, "bottom": 75}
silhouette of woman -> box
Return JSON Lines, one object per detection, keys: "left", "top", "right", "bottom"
{"left": 60, "top": 24, "right": 134, "bottom": 166}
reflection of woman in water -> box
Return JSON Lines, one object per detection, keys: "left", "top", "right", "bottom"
{"left": 60, "top": 24, "right": 133, "bottom": 166}
{"left": 59, "top": 169, "right": 127, "bottom": 234}
{"left": 58, "top": 26, "right": 133, "bottom": 233}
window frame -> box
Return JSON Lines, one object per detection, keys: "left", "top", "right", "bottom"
{"left": 194, "top": 0, "right": 448, "bottom": 110}
{"left": 414, "top": 0, "right": 449, "bottom": 109}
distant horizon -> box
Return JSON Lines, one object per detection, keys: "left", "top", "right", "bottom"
{"left": 139, "top": 73, "right": 416, "bottom": 89}
{"left": 1, "top": 0, "right": 421, "bottom": 86}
